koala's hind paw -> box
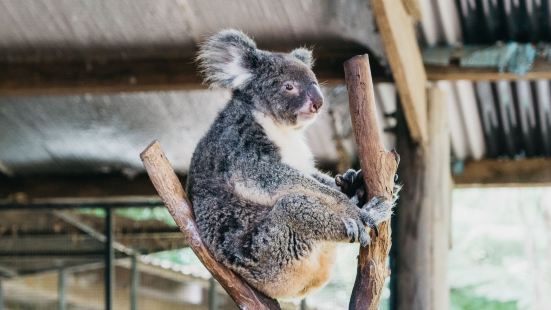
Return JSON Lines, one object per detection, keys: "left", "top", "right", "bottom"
{"left": 343, "top": 218, "right": 370, "bottom": 247}
{"left": 359, "top": 196, "right": 393, "bottom": 235}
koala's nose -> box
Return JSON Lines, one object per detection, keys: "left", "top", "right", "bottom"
{"left": 307, "top": 83, "right": 324, "bottom": 112}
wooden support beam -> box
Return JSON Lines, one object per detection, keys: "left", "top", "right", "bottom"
{"left": 0, "top": 232, "right": 185, "bottom": 255}
{"left": 426, "top": 88, "right": 451, "bottom": 310}
{"left": 454, "top": 158, "right": 551, "bottom": 187}
{"left": 401, "top": 0, "right": 422, "bottom": 21}
{"left": 53, "top": 211, "right": 138, "bottom": 256}
{"left": 0, "top": 58, "right": 200, "bottom": 96}
{"left": 0, "top": 53, "right": 366, "bottom": 96}
{"left": 426, "top": 60, "right": 551, "bottom": 81}
{"left": 393, "top": 87, "right": 451, "bottom": 309}
{"left": 0, "top": 174, "right": 164, "bottom": 205}
{"left": 344, "top": 55, "right": 399, "bottom": 310}
{"left": 0, "top": 250, "right": 106, "bottom": 257}
{"left": 372, "top": 0, "right": 428, "bottom": 143}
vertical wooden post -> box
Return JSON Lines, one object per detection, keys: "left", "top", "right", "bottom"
{"left": 130, "top": 255, "right": 139, "bottom": 310}
{"left": 344, "top": 55, "right": 399, "bottom": 310}
{"left": 0, "top": 278, "right": 3, "bottom": 310}
{"left": 300, "top": 299, "right": 307, "bottom": 310}
{"left": 208, "top": 277, "right": 219, "bottom": 310}
{"left": 105, "top": 208, "right": 114, "bottom": 310}
{"left": 426, "top": 88, "right": 451, "bottom": 310}
{"left": 393, "top": 87, "right": 450, "bottom": 310}
{"left": 58, "top": 267, "right": 67, "bottom": 310}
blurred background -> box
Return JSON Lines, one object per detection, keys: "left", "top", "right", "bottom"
{"left": 0, "top": 0, "right": 550, "bottom": 309}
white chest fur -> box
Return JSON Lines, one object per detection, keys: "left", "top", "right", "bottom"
{"left": 254, "top": 112, "right": 315, "bottom": 175}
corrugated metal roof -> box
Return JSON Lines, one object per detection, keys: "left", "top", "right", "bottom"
{"left": 0, "top": 0, "right": 385, "bottom": 62}
{"left": 456, "top": 0, "right": 551, "bottom": 44}
{"left": 420, "top": 0, "right": 551, "bottom": 160}
{"left": 0, "top": 89, "right": 331, "bottom": 176}
{"left": 4, "top": 0, "right": 550, "bottom": 174}
{"left": 0, "top": 0, "right": 397, "bottom": 176}
{"left": 0, "top": 84, "right": 398, "bottom": 176}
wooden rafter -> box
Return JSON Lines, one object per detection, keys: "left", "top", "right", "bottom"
{"left": 372, "top": 0, "right": 428, "bottom": 143}
{"left": 401, "top": 0, "right": 422, "bottom": 21}
{"left": 0, "top": 174, "right": 164, "bottom": 204}
{"left": 454, "top": 158, "right": 551, "bottom": 187}
{"left": 426, "top": 60, "right": 551, "bottom": 81}
{"left": 0, "top": 52, "right": 373, "bottom": 96}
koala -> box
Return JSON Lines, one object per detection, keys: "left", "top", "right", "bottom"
{"left": 187, "top": 29, "right": 395, "bottom": 299}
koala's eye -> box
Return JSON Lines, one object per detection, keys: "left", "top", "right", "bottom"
{"left": 284, "top": 83, "right": 294, "bottom": 91}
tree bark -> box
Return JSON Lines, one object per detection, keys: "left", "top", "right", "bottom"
{"left": 140, "top": 141, "right": 280, "bottom": 310}
{"left": 344, "top": 55, "right": 399, "bottom": 310}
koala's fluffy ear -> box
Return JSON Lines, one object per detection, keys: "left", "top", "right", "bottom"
{"left": 290, "top": 48, "right": 314, "bottom": 68}
{"left": 197, "top": 29, "right": 258, "bottom": 89}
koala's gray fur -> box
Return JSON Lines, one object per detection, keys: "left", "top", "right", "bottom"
{"left": 188, "top": 29, "right": 394, "bottom": 299}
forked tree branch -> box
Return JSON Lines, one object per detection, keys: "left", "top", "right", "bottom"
{"left": 344, "top": 55, "right": 400, "bottom": 310}
{"left": 140, "top": 141, "right": 280, "bottom": 310}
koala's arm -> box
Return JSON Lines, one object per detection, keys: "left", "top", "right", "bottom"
{"left": 310, "top": 170, "right": 338, "bottom": 188}
{"left": 234, "top": 161, "right": 391, "bottom": 246}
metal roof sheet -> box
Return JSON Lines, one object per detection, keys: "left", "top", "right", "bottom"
{"left": 421, "top": 0, "right": 551, "bottom": 160}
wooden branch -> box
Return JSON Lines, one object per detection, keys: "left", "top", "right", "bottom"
{"left": 344, "top": 55, "right": 399, "bottom": 310}
{"left": 140, "top": 141, "right": 280, "bottom": 310}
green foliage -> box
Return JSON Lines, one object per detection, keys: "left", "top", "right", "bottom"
{"left": 450, "top": 187, "right": 551, "bottom": 310}
{"left": 115, "top": 207, "right": 176, "bottom": 226}
{"left": 451, "top": 288, "right": 517, "bottom": 310}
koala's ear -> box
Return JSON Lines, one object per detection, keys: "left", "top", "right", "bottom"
{"left": 290, "top": 48, "right": 314, "bottom": 68}
{"left": 197, "top": 29, "right": 258, "bottom": 89}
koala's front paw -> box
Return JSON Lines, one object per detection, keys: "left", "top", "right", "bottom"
{"left": 335, "top": 169, "right": 367, "bottom": 207}
{"left": 359, "top": 196, "right": 393, "bottom": 236}
{"left": 343, "top": 218, "right": 370, "bottom": 247}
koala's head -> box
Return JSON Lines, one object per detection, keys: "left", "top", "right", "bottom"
{"left": 198, "top": 29, "right": 324, "bottom": 128}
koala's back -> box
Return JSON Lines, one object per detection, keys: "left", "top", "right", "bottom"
{"left": 187, "top": 96, "right": 279, "bottom": 268}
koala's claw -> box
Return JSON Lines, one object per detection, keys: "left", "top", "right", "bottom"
{"left": 336, "top": 169, "right": 367, "bottom": 207}
{"left": 335, "top": 169, "right": 359, "bottom": 194}
{"left": 391, "top": 149, "right": 400, "bottom": 165}
{"left": 343, "top": 218, "right": 370, "bottom": 247}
